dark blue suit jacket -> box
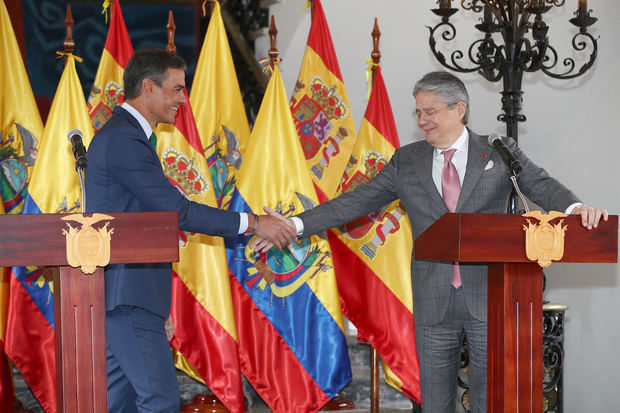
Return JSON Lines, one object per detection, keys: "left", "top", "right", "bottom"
{"left": 85, "top": 106, "right": 240, "bottom": 318}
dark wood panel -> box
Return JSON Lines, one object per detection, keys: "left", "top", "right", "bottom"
{"left": 488, "top": 263, "right": 543, "bottom": 413}
{"left": 54, "top": 267, "right": 107, "bottom": 412}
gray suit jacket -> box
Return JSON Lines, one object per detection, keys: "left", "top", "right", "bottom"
{"left": 297, "top": 129, "right": 580, "bottom": 326}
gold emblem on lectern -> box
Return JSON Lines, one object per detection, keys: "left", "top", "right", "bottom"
{"left": 61, "top": 214, "right": 115, "bottom": 274}
{"left": 522, "top": 211, "right": 567, "bottom": 267}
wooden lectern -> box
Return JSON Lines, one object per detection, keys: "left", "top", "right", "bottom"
{"left": 0, "top": 212, "right": 179, "bottom": 412}
{"left": 415, "top": 213, "right": 618, "bottom": 413}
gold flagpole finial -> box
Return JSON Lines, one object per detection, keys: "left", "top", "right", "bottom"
{"left": 365, "top": 18, "right": 381, "bottom": 100}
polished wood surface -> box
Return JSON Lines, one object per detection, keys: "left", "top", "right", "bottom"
{"left": 54, "top": 267, "right": 107, "bottom": 413}
{"left": 0, "top": 211, "right": 179, "bottom": 266}
{"left": 488, "top": 263, "right": 543, "bottom": 413}
{"left": 0, "top": 212, "right": 179, "bottom": 413}
{"left": 415, "top": 213, "right": 618, "bottom": 263}
{"left": 415, "top": 213, "right": 618, "bottom": 413}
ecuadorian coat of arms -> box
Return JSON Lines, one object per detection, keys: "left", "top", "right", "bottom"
{"left": 239, "top": 194, "right": 333, "bottom": 305}
{"left": 522, "top": 211, "right": 568, "bottom": 267}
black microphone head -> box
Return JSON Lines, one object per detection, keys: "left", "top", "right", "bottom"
{"left": 67, "top": 128, "right": 83, "bottom": 142}
{"left": 487, "top": 133, "right": 501, "bottom": 146}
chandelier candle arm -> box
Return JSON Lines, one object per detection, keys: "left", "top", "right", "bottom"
{"left": 427, "top": 0, "right": 598, "bottom": 142}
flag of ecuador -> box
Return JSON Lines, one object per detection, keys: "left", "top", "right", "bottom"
{"left": 0, "top": 0, "right": 44, "bottom": 214}
{"left": 289, "top": 0, "right": 357, "bottom": 201}
{"left": 329, "top": 66, "right": 421, "bottom": 402}
{"left": 155, "top": 89, "right": 243, "bottom": 413}
{"left": 226, "top": 65, "right": 351, "bottom": 412}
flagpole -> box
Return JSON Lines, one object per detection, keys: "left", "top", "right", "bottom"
{"left": 267, "top": 14, "right": 280, "bottom": 77}
{"left": 166, "top": 10, "right": 177, "bottom": 55}
{"left": 61, "top": 6, "right": 87, "bottom": 213}
{"left": 368, "top": 18, "right": 381, "bottom": 413}
{"left": 62, "top": 5, "right": 74, "bottom": 64}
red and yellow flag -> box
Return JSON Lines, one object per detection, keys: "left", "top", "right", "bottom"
{"left": 289, "top": 0, "right": 357, "bottom": 201}
{"left": 329, "top": 66, "right": 421, "bottom": 402}
{"left": 87, "top": 0, "right": 134, "bottom": 133}
{"left": 190, "top": 0, "right": 250, "bottom": 210}
{"left": 155, "top": 89, "right": 243, "bottom": 413}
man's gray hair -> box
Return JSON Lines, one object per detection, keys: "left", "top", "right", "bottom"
{"left": 413, "top": 71, "right": 470, "bottom": 124}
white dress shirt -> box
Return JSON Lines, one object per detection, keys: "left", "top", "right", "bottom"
{"left": 432, "top": 127, "right": 468, "bottom": 197}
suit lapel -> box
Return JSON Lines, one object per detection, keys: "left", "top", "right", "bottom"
{"left": 411, "top": 141, "right": 447, "bottom": 210}
{"left": 115, "top": 106, "right": 144, "bottom": 135}
{"left": 456, "top": 129, "right": 487, "bottom": 211}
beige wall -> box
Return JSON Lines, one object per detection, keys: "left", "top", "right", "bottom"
{"left": 257, "top": 1, "right": 620, "bottom": 409}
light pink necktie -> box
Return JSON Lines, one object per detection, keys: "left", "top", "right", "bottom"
{"left": 442, "top": 149, "right": 462, "bottom": 289}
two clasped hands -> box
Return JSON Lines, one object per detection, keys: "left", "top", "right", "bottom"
{"left": 247, "top": 206, "right": 298, "bottom": 253}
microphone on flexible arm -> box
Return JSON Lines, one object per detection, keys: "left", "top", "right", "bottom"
{"left": 67, "top": 129, "right": 88, "bottom": 170}
{"left": 487, "top": 133, "right": 521, "bottom": 174}
{"left": 67, "top": 129, "right": 87, "bottom": 212}
{"left": 487, "top": 133, "right": 529, "bottom": 213}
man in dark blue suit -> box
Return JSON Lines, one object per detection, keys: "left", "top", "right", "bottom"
{"left": 85, "top": 48, "right": 295, "bottom": 413}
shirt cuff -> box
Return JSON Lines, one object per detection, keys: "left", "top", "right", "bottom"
{"left": 238, "top": 212, "right": 249, "bottom": 234}
{"left": 565, "top": 202, "right": 583, "bottom": 215}
{"left": 290, "top": 216, "right": 304, "bottom": 236}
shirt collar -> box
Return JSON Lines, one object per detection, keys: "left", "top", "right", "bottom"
{"left": 433, "top": 127, "right": 469, "bottom": 158}
{"left": 121, "top": 102, "right": 152, "bottom": 139}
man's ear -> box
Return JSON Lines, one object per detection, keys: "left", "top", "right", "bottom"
{"left": 455, "top": 101, "right": 467, "bottom": 121}
{"left": 141, "top": 78, "right": 155, "bottom": 98}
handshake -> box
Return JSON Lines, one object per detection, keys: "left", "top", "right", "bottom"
{"left": 247, "top": 206, "right": 298, "bottom": 253}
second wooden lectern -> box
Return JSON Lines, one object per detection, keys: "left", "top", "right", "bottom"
{"left": 0, "top": 211, "right": 179, "bottom": 412}
{"left": 415, "top": 213, "right": 618, "bottom": 413}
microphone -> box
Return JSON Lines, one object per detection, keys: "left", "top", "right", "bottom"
{"left": 67, "top": 129, "right": 88, "bottom": 170}
{"left": 487, "top": 134, "right": 529, "bottom": 214}
{"left": 487, "top": 133, "right": 521, "bottom": 174}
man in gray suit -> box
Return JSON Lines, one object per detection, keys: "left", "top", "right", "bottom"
{"left": 255, "top": 71, "right": 607, "bottom": 412}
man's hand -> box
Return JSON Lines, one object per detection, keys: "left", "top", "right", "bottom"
{"left": 250, "top": 206, "right": 297, "bottom": 252}
{"left": 165, "top": 315, "right": 174, "bottom": 342}
{"left": 571, "top": 205, "right": 608, "bottom": 229}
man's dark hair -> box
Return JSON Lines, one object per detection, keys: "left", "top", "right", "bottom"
{"left": 413, "top": 71, "right": 470, "bottom": 125}
{"left": 123, "top": 48, "right": 187, "bottom": 100}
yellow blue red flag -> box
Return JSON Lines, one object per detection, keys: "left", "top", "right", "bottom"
{"left": 0, "top": 0, "right": 43, "bottom": 214}
{"left": 190, "top": 0, "right": 250, "bottom": 210}
{"left": 289, "top": 0, "right": 357, "bottom": 201}
{"left": 87, "top": 0, "right": 134, "bottom": 133}
{"left": 0, "top": 3, "right": 44, "bottom": 405}
{"left": 329, "top": 66, "right": 420, "bottom": 402}
{"left": 226, "top": 64, "right": 351, "bottom": 412}
{"left": 155, "top": 89, "right": 243, "bottom": 413}
{"left": 6, "top": 53, "right": 93, "bottom": 413}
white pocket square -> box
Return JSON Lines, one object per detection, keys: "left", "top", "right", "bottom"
{"left": 484, "top": 160, "right": 494, "bottom": 170}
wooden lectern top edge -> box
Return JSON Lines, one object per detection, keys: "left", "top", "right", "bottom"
{"left": 415, "top": 213, "right": 618, "bottom": 264}
{"left": 0, "top": 211, "right": 180, "bottom": 267}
